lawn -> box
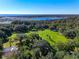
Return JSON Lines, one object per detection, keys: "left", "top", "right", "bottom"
{"left": 37, "top": 30, "right": 68, "bottom": 46}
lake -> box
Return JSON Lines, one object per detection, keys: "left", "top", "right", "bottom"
{"left": 32, "top": 17, "right": 64, "bottom": 20}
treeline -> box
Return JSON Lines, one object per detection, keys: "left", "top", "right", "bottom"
{"left": 51, "top": 16, "right": 79, "bottom": 39}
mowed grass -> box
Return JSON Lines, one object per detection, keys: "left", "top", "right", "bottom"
{"left": 37, "top": 29, "right": 68, "bottom": 46}
{"left": 26, "top": 29, "right": 68, "bottom": 46}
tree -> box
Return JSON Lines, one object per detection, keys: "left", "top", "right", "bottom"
{"left": 42, "top": 25, "right": 49, "bottom": 29}
{"left": 0, "top": 45, "right": 3, "bottom": 59}
{"left": 66, "top": 31, "right": 76, "bottom": 39}
{"left": 0, "top": 38, "right": 3, "bottom": 59}
{"left": 0, "top": 30, "right": 8, "bottom": 43}
{"left": 14, "top": 25, "right": 28, "bottom": 33}
{"left": 11, "top": 20, "right": 23, "bottom": 24}
{"left": 0, "top": 27, "right": 13, "bottom": 37}
{"left": 50, "top": 25, "right": 58, "bottom": 32}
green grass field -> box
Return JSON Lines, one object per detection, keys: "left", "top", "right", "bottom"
{"left": 37, "top": 30, "right": 68, "bottom": 46}
{"left": 26, "top": 29, "right": 68, "bottom": 46}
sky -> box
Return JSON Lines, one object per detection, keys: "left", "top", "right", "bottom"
{"left": 0, "top": 0, "right": 79, "bottom": 14}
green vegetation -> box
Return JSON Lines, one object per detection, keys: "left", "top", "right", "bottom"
{"left": 0, "top": 16, "right": 79, "bottom": 59}
{"left": 38, "top": 30, "right": 68, "bottom": 45}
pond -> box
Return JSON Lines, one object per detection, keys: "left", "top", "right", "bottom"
{"left": 32, "top": 17, "right": 64, "bottom": 20}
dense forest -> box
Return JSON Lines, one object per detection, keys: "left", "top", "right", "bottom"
{"left": 0, "top": 16, "right": 79, "bottom": 59}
